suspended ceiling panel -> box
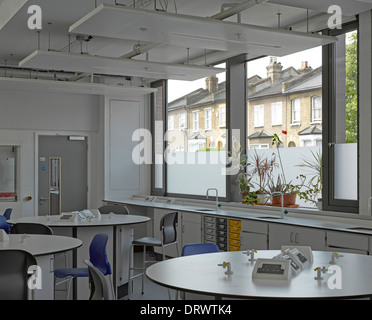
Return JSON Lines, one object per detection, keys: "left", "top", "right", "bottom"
{"left": 19, "top": 50, "right": 226, "bottom": 81}
{"left": 69, "top": 4, "right": 337, "bottom": 58}
{"left": 0, "top": 0, "right": 28, "bottom": 30}
{"left": 0, "top": 76, "right": 157, "bottom": 96}
{"left": 268, "top": 0, "right": 372, "bottom": 16}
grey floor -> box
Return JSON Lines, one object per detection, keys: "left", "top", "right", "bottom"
{"left": 122, "top": 251, "right": 178, "bottom": 300}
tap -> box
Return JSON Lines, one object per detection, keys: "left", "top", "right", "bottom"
{"left": 272, "top": 191, "right": 285, "bottom": 219}
{"left": 206, "top": 188, "right": 219, "bottom": 211}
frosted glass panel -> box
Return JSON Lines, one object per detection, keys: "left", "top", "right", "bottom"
{"left": 167, "top": 151, "right": 226, "bottom": 197}
{"left": 334, "top": 143, "right": 357, "bottom": 200}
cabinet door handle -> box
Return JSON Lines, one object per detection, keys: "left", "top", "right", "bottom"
{"left": 290, "top": 232, "right": 294, "bottom": 242}
{"left": 295, "top": 233, "right": 299, "bottom": 244}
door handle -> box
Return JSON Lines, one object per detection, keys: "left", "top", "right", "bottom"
{"left": 290, "top": 232, "right": 294, "bottom": 242}
{"left": 39, "top": 197, "right": 49, "bottom": 201}
{"left": 295, "top": 233, "right": 299, "bottom": 244}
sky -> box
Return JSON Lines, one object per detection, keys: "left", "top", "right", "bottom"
{"left": 167, "top": 46, "right": 322, "bottom": 103}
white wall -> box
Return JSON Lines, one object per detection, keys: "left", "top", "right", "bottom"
{"left": 104, "top": 96, "right": 151, "bottom": 201}
{"left": 0, "top": 89, "right": 104, "bottom": 218}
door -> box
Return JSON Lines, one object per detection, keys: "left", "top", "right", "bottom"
{"left": 38, "top": 136, "right": 87, "bottom": 216}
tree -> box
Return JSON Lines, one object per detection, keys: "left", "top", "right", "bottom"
{"left": 345, "top": 31, "right": 358, "bottom": 144}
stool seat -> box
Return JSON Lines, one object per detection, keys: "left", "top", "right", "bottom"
{"left": 132, "top": 237, "right": 162, "bottom": 246}
{"left": 54, "top": 268, "right": 88, "bottom": 279}
{"left": 128, "top": 211, "right": 179, "bottom": 299}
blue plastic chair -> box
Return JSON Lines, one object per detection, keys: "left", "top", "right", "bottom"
{"left": 3, "top": 208, "right": 12, "bottom": 220}
{"left": 0, "top": 216, "right": 10, "bottom": 234}
{"left": 182, "top": 243, "right": 220, "bottom": 256}
{"left": 178, "top": 243, "right": 219, "bottom": 300}
{"left": 54, "top": 233, "right": 113, "bottom": 300}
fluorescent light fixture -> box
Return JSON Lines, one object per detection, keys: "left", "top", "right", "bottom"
{"left": 69, "top": 4, "right": 337, "bottom": 57}
{"left": 0, "top": 0, "right": 28, "bottom": 30}
{"left": 19, "top": 50, "right": 226, "bottom": 81}
{"left": 0, "top": 77, "right": 157, "bottom": 96}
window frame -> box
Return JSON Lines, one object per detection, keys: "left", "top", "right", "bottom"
{"left": 291, "top": 98, "right": 301, "bottom": 124}
{"left": 322, "top": 20, "right": 359, "bottom": 213}
{"left": 271, "top": 101, "right": 283, "bottom": 126}
{"left": 311, "top": 96, "right": 322, "bottom": 123}
{"left": 254, "top": 104, "right": 264, "bottom": 127}
{"left": 192, "top": 110, "right": 199, "bottom": 132}
{"left": 204, "top": 107, "right": 212, "bottom": 131}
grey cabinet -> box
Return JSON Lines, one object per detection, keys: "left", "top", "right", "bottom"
{"left": 240, "top": 220, "right": 268, "bottom": 250}
{"left": 269, "top": 223, "right": 326, "bottom": 250}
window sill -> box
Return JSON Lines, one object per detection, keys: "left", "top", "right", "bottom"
{"left": 289, "top": 122, "right": 301, "bottom": 127}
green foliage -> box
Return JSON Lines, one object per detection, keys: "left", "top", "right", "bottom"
{"left": 345, "top": 31, "right": 358, "bottom": 144}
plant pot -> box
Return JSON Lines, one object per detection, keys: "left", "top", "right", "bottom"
{"left": 316, "top": 198, "right": 322, "bottom": 210}
{"left": 257, "top": 193, "right": 270, "bottom": 204}
{"left": 272, "top": 193, "right": 297, "bottom": 206}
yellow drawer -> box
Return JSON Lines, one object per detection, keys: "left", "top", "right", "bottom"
{"left": 229, "top": 239, "right": 240, "bottom": 247}
{"left": 229, "top": 245, "right": 240, "bottom": 251}
{"left": 229, "top": 232, "right": 240, "bottom": 240}
{"left": 229, "top": 225, "right": 241, "bottom": 233}
{"left": 229, "top": 220, "right": 241, "bottom": 227}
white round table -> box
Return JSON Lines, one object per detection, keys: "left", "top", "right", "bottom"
{"left": 9, "top": 214, "right": 150, "bottom": 299}
{"left": 146, "top": 250, "right": 372, "bottom": 299}
{"left": 0, "top": 234, "right": 82, "bottom": 300}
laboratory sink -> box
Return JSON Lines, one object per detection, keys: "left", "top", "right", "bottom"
{"left": 258, "top": 216, "right": 283, "bottom": 220}
{"left": 346, "top": 226, "right": 372, "bottom": 232}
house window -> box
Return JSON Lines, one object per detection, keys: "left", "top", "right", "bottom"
{"left": 312, "top": 96, "right": 322, "bottom": 122}
{"left": 291, "top": 99, "right": 301, "bottom": 124}
{"left": 271, "top": 102, "right": 282, "bottom": 126}
{"left": 205, "top": 108, "right": 212, "bottom": 130}
{"left": 192, "top": 111, "right": 199, "bottom": 131}
{"left": 179, "top": 113, "right": 186, "bottom": 129}
{"left": 254, "top": 105, "right": 264, "bottom": 127}
{"left": 168, "top": 115, "right": 174, "bottom": 130}
{"left": 219, "top": 105, "right": 226, "bottom": 127}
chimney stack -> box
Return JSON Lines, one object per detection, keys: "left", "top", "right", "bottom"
{"left": 266, "top": 57, "right": 283, "bottom": 83}
{"left": 206, "top": 75, "right": 219, "bottom": 93}
{"left": 298, "top": 61, "right": 312, "bottom": 74}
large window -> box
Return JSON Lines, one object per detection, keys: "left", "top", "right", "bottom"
{"left": 165, "top": 63, "right": 227, "bottom": 198}
{"left": 247, "top": 49, "right": 323, "bottom": 209}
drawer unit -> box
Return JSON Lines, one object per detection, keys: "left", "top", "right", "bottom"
{"left": 327, "top": 231, "right": 369, "bottom": 253}
{"left": 228, "top": 219, "right": 241, "bottom": 251}
{"left": 216, "top": 218, "right": 228, "bottom": 251}
{"left": 203, "top": 215, "right": 216, "bottom": 244}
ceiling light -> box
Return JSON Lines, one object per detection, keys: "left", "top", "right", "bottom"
{"left": 19, "top": 50, "right": 226, "bottom": 81}
{"left": 69, "top": 4, "right": 337, "bottom": 57}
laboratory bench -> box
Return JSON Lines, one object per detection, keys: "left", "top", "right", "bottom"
{"left": 104, "top": 196, "right": 372, "bottom": 257}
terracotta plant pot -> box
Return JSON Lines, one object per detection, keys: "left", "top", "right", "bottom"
{"left": 272, "top": 193, "right": 297, "bottom": 206}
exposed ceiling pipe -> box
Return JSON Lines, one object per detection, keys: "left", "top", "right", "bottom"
{"left": 211, "top": 0, "right": 267, "bottom": 20}
{"left": 119, "top": 0, "right": 266, "bottom": 62}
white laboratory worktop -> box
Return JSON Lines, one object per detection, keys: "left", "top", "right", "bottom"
{"left": 104, "top": 198, "right": 372, "bottom": 237}
{"left": 9, "top": 213, "right": 150, "bottom": 228}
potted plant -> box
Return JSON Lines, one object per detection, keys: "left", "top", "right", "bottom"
{"left": 270, "top": 131, "right": 298, "bottom": 206}
{"left": 249, "top": 149, "right": 277, "bottom": 204}
{"left": 227, "top": 137, "right": 257, "bottom": 203}
{"left": 296, "top": 150, "right": 322, "bottom": 209}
